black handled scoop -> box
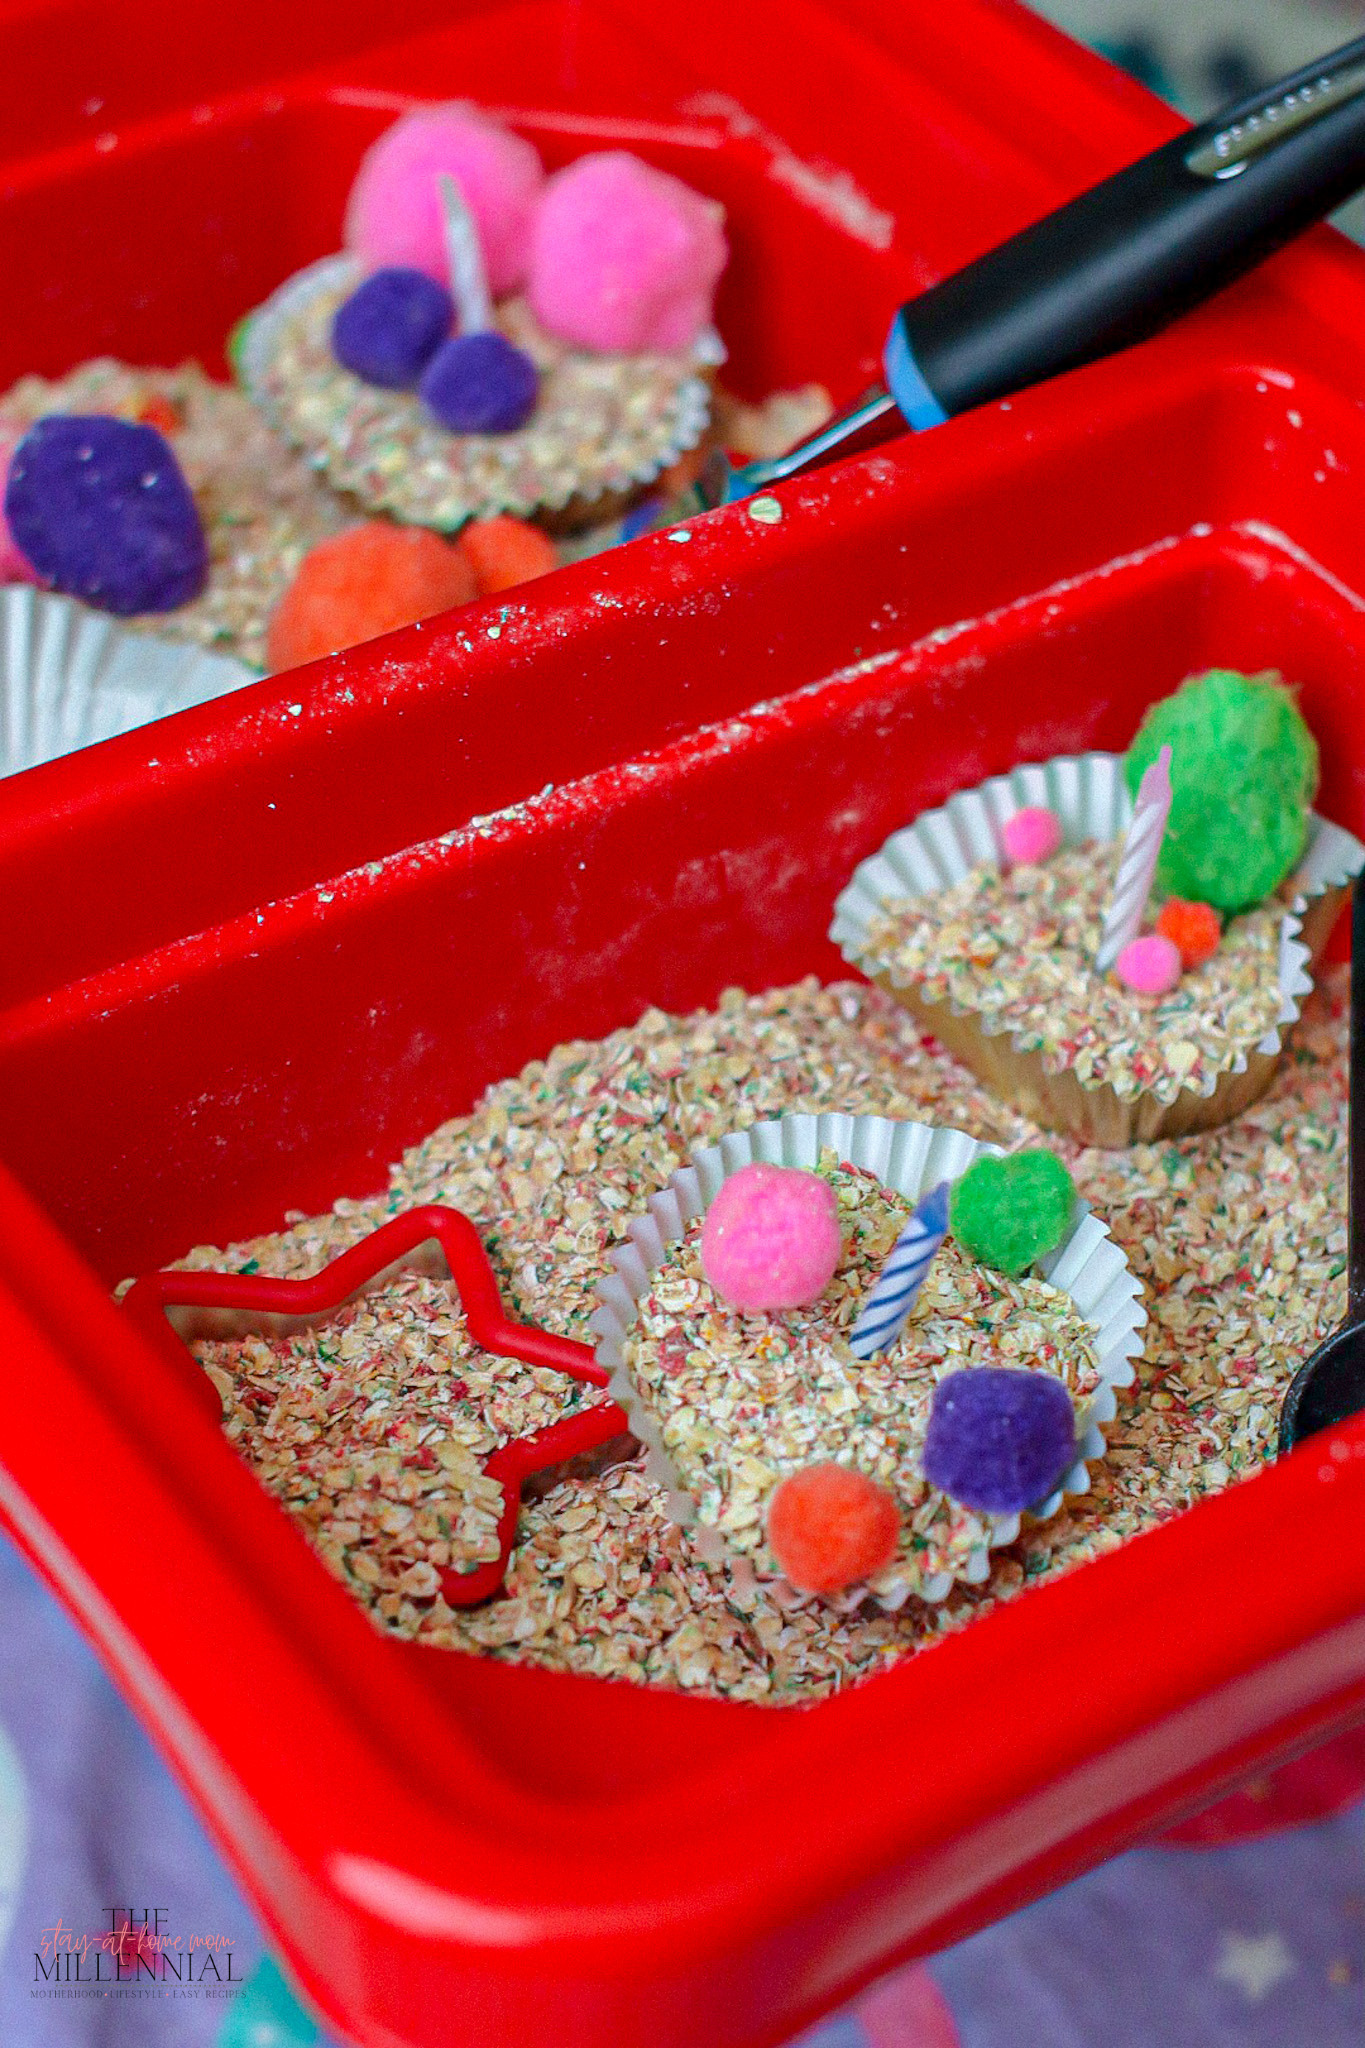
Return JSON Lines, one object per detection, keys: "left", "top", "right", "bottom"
{"left": 696, "top": 35, "right": 1365, "bottom": 510}
{"left": 1280, "top": 878, "right": 1365, "bottom": 1449}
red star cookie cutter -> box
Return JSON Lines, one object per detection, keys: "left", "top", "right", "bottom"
{"left": 121, "top": 1203, "right": 631, "bottom": 1606}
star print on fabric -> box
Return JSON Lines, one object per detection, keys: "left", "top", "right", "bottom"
{"left": 121, "top": 1202, "right": 631, "bottom": 1605}
{"left": 1213, "top": 1929, "right": 1297, "bottom": 2003}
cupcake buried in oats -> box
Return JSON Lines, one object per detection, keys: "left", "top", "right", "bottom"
{"left": 239, "top": 107, "right": 726, "bottom": 534}
{"left": 597, "top": 1126, "right": 1142, "bottom": 1609}
{"left": 834, "top": 671, "right": 1365, "bottom": 1146}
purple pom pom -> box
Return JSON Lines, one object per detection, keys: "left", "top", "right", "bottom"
{"left": 331, "top": 267, "right": 453, "bottom": 389}
{"left": 922, "top": 1366, "right": 1076, "bottom": 1515}
{"left": 419, "top": 332, "right": 538, "bottom": 434}
{"left": 5, "top": 415, "right": 206, "bottom": 615}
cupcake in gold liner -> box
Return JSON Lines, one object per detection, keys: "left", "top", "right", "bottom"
{"left": 239, "top": 256, "right": 720, "bottom": 535}
{"left": 590, "top": 1112, "right": 1144, "bottom": 1611}
{"left": 832, "top": 674, "right": 1365, "bottom": 1146}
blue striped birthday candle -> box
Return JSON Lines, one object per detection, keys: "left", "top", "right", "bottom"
{"left": 848, "top": 1179, "right": 951, "bottom": 1360}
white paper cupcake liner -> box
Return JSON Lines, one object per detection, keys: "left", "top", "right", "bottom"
{"left": 590, "top": 1111, "right": 1146, "bottom": 1609}
{"left": 830, "top": 751, "right": 1364, "bottom": 1145}
{"left": 0, "top": 586, "right": 258, "bottom": 778}
{"left": 237, "top": 253, "right": 722, "bottom": 533}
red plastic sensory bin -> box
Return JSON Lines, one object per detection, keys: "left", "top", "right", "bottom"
{"left": 3, "top": 3, "right": 1365, "bottom": 2044}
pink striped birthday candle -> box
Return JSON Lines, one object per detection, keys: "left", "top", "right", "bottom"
{"left": 1095, "top": 744, "right": 1173, "bottom": 974}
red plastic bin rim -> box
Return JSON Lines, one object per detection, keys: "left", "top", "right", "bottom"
{"left": 6, "top": 326, "right": 1365, "bottom": 1033}
{"left": 0, "top": 327, "right": 1358, "bottom": 1925}
{"left": 2, "top": 4, "right": 1365, "bottom": 2043}
{"left": 9, "top": 1139, "right": 1365, "bottom": 1917}
{"left": 2, "top": 319, "right": 1365, "bottom": 1843}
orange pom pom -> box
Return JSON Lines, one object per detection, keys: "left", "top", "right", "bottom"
{"left": 1156, "top": 896, "right": 1222, "bottom": 970}
{"left": 266, "top": 522, "right": 477, "bottom": 671}
{"left": 765, "top": 1462, "right": 901, "bottom": 1594}
{"left": 461, "top": 513, "right": 559, "bottom": 596}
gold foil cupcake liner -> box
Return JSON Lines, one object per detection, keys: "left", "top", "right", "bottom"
{"left": 831, "top": 750, "right": 1365, "bottom": 1146}
{"left": 590, "top": 1111, "right": 1145, "bottom": 1610}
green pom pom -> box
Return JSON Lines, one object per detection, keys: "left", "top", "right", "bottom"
{"left": 949, "top": 1149, "right": 1077, "bottom": 1279}
{"left": 1125, "top": 669, "right": 1318, "bottom": 915}
{"left": 225, "top": 312, "right": 255, "bottom": 388}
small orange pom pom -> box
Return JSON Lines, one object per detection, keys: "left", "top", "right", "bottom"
{"left": 461, "top": 514, "right": 559, "bottom": 595}
{"left": 1156, "top": 896, "right": 1222, "bottom": 970}
{"left": 266, "top": 522, "right": 477, "bottom": 671}
{"left": 134, "top": 392, "right": 182, "bottom": 436}
{"left": 765, "top": 1461, "right": 901, "bottom": 1594}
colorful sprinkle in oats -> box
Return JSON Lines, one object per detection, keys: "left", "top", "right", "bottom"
{"left": 191, "top": 1268, "right": 602, "bottom": 1604}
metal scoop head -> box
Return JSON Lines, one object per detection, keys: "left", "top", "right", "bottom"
{"left": 690, "top": 388, "right": 904, "bottom": 510}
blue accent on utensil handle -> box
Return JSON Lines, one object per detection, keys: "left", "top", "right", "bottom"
{"left": 713, "top": 35, "right": 1365, "bottom": 506}
{"left": 891, "top": 32, "right": 1365, "bottom": 423}
{"left": 620, "top": 494, "right": 665, "bottom": 540}
{"left": 882, "top": 319, "right": 950, "bottom": 432}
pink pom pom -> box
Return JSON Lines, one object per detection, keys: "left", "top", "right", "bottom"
{"left": 1001, "top": 806, "right": 1062, "bottom": 867}
{"left": 0, "top": 426, "right": 40, "bottom": 586}
{"left": 345, "top": 104, "right": 545, "bottom": 300}
{"left": 527, "top": 151, "right": 727, "bottom": 354}
{"left": 1114, "top": 933, "right": 1183, "bottom": 995}
{"left": 701, "top": 1163, "right": 842, "bottom": 1313}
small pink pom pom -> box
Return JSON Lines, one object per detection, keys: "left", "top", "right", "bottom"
{"left": 701, "top": 1163, "right": 842, "bottom": 1313}
{"left": 345, "top": 104, "right": 545, "bottom": 300}
{"left": 0, "top": 427, "right": 39, "bottom": 586}
{"left": 528, "top": 151, "right": 727, "bottom": 354}
{"left": 1114, "top": 933, "right": 1183, "bottom": 995}
{"left": 1001, "top": 806, "right": 1062, "bottom": 867}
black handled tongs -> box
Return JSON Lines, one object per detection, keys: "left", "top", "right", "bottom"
{"left": 698, "top": 37, "right": 1365, "bottom": 508}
